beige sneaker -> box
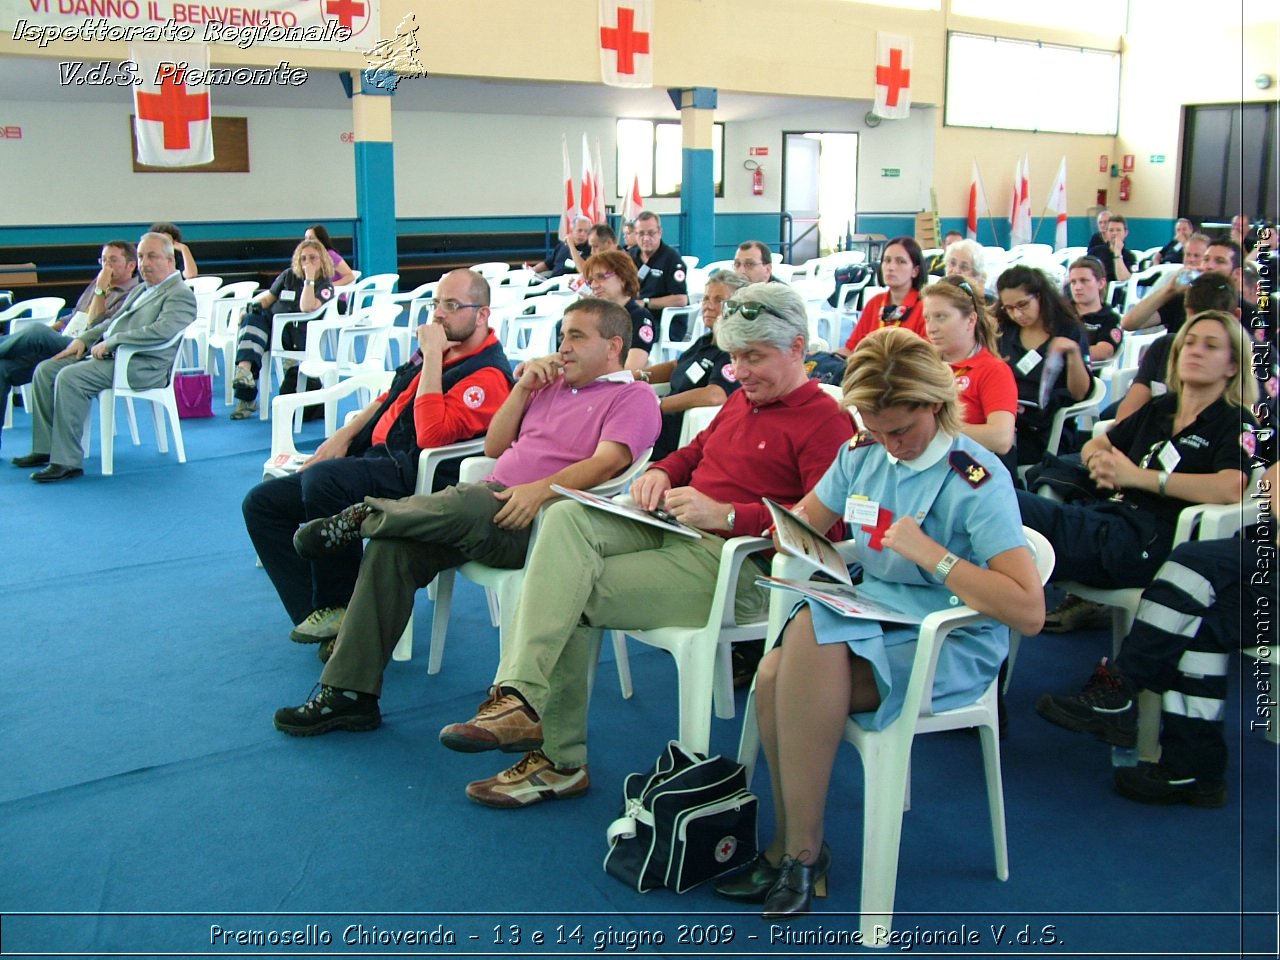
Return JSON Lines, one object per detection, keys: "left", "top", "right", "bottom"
{"left": 465, "top": 750, "right": 589, "bottom": 808}
{"left": 438, "top": 686, "right": 542, "bottom": 753}
{"left": 230, "top": 399, "right": 258, "bottom": 420}
{"left": 290, "top": 606, "right": 346, "bottom": 643}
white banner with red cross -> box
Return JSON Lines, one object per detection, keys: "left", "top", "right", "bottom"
{"left": 131, "top": 42, "right": 212, "bottom": 167}
{"left": 872, "top": 32, "right": 912, "bottom": 120}
{"left": 599, "top": 0, "right": 652, "bottom": 88}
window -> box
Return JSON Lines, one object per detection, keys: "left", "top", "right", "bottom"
{"left": 951, "top": 0, "right": 1125, "bottom": 34}
{"left": 944, "top": 32, "right": 1120, "bottom": 135}
{"left": 617, "top": 119, "right": 724, "bottom": 199}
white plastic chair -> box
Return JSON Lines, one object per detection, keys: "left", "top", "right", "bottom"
{"left": 342, "top": 273, "right": 399, "bottom": 314}
{"left": 1017, "top": 378, "right": 1107, "bottom": 483}
{"left": 86, "top": 328, "right": 189, "bottom": 476}
{"left": 470, "top": 261, "right": 511, "bottom": 281}
{"left": 737, "top": 527, "right": 1054, "bottom": 945}
{"left": 405, "top": 451, "right": 653, "bottom": 681}
{"left": 503, "top": 314, "right": 562, "bottom": 364}
{"left": 262, "top": 370, "right": 394, "bottom": 480}
{"left": 297, "top": 303, "right": 398, "bottom": 434}
{"left": 183, "top": 279, "right": 251, "bottom": 372}
{"left": 0, "top": 296, "right": 66, "bottom": 336}
{"left": 260, "top": 300, "right": 343, "bottom": 422}
{"left": 206, "top": 292, "right": 262, "bottom": 403}
{"left": 1121, "top": 264, "right": 1180, "bottom": 314}
{"left": 681, "top": 255, "right": 701, "bottom": 269}
{"left": 653, "top": 305, "right": 704, "bottom": 364}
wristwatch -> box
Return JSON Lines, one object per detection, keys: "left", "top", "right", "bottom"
{"left": 725, "top": 506, "right": 736, "bottom": 530}
{"left": 934, "top": 551, "right": 961, "bottom": 583}
{"left": 93, "top": 287, "right": 106, "bottom": 297}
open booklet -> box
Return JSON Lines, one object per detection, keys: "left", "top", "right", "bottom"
{"left": 549, "top": 484, "right": 703, "bottom": 538}
{"left": 756, "top": 576, "right": 923, "bottom": 625}
{"left": 763, "top": 498, "right": 852, "bottom": 585}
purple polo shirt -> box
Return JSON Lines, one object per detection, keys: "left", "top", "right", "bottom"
{"left": 488, "top": 372, "right": 660, "bottom": 487}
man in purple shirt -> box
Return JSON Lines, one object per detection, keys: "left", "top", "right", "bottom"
{"left": 273, "top": 297, "right": 660, "bottom": 735}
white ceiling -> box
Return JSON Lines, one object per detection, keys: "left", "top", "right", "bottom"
{"left": 0, "top": 54, "right": 863, "bottom": 119}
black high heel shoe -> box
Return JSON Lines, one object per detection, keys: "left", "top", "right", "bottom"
{"left": 761, "top": 846, "right": 831, "bottom": 920}
{"left": 714, "top": 842, "right": 830, "bottom": 903}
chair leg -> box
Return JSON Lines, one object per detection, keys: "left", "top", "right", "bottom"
{"left": 426, "top": 568, "right": 457, "bottom": 674}
{"left": 711, "top": 641, "right": 736, "bottom": 720}
{"left": 611, "top": 630, "right": 633, "bottom": 699}
{"left": 1137, "top": 689, "right": 1162, "bottom": 762}
{"left": 99, "top": 392, "right": 115, "bottom": 476}
{"left": 166, "top": 398, "right": 186, "bottom": 463}
{"left": 392, "top": 615, "right": 414, "bottom": 662}
{"left": 674, "top": 642, "right": 715, "bottom": 756}
{"left": 124, "top": 397, "right": 140, "bottom": 445}
{"left": 1003, "top": 631, "right": 1022, "bottom": 694}
{"left": 736, "top": 687, "right": 761, "bottom": 783}
{"left": 859, "top": 747, "right": 911, "bottom": 946}
{"left": 976, "top": 721, "right": 1010, "bottom": 880}
{"left": 3, "top": 391, "right": 12, "bottom": 430}
{"left": 152, "top": 400, "right": 169, "bottom": 454}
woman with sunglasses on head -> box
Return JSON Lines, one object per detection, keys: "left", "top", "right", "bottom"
{"left": 714, "top": 327, "right": 1043, "bottom": 919}
{"left": 835, "top": 236, "right": 927, "bottom": 357}
{"left": 304, "top": 224, "right": 356, "bottom": 286}
{"left": 995, "top": 265, "right": 1093, "bottom": 466}
{"left": 922, "top": 276, "right": 1017, "bottom": 463}
{"left": 643, "top": 269, "right": 748, "bottom": 459}
{"left": 229, "top": 238, "right": 336, "bottom": 419}
{"left": 581, "top": 249, "right": 656, "bottom": 370}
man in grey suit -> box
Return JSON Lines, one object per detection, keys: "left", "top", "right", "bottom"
{"left": 13, "top": 231, "right": 197, "bottom": 482}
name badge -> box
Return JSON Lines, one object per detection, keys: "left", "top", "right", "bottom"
{"left": 279, "top": 289, "right": 297, "bottom": 302}
{"left": 1016, "top": 350, "right": 1042, "bottom": 375}
{"left": 1158, "top": 441, "right": 1182, "bottom": 472}
{"left": 564, "top": 258, "right": 575, "bottom": 269}
{"left": 1151, "top": 382, "right": 1168, "bottom": 398}
{"left": 684, "top": 363, "right": 706, "bottom": 384}
{"left": 637, "top": 264, "right": 652, "bottom": 280}
{"left": 844, "top": 495, "right": 881, "bottom": 526}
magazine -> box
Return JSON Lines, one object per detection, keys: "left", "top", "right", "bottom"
{"left": 755, "top": 576, "right": 922, "bottom": 625}
{"left": 549, "top": 484, "right": 703, "bottom": 538}
{"left": 763, "top": 498, "right": 852, "bottom": 585}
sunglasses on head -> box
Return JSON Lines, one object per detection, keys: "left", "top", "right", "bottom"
{"left": 722, "top": 299, "right": 785, "bottom": 321}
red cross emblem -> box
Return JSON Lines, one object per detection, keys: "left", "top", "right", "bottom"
{"left": 600, "top": 7, "right": 650, "bottom": 75}
{"left": 876, "top": 47, "right": 910, "bottom": 107}
{"left": 135, "top": 68, "right": 209, "bottom": 151}
{"left": 861, "top": 506, "right": 894, "bottom": 551}
{"left": 463, "top": 385, "right": 486, "bottom": 409}
{"left": 325, "top": 0, "right": 366, "bottom": 31}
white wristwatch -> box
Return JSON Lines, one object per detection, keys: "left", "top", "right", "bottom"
{"left": 934, "top": 551, "right": 961, "bottom": 583}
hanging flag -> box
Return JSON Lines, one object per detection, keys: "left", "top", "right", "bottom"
{"left": 1018, "top": 153, "right": 1033, "bottom": 246}
{"left": 622, "top": 173, "right": 644, "bottom": 222}
{"left": 592, "top": 137, "right": 607, "bottom": 224}
{"left": 580, "top": 133, "right": 595, "bottom": 224}
{"left": 1046, "top": 156, "right": 1069, "bottom": 251}
{"left": 872, "top": 33, "right": 912, "bottom": 120}
{"left": 599, "top": 0, "right": 653, "bottom": 88}
{"left": 559, "top": 134, "right": 575, "bottom": 240}
{"left": 966, "top": 160, "right": 990, "bottom": 241}
{"left": 130, "top": 43, "right": 213, "bottom": 167}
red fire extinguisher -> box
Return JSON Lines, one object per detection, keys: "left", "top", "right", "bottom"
{"left": 1119, "top": 175, "right": 1131, "bottom": 202}
{"left": 746, "top": 160, "right": 764, "bottom": 196}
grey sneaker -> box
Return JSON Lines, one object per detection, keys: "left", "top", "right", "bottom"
{"left": 293, "top": 503, "right": 373, "bottom": 559}
{"left": 1042, "top": 594, "right": 1111, "bottom": 633}
{"left": 289, "top": 606, "right": 346, "bottom": 644}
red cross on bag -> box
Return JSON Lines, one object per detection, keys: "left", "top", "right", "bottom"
{"left": 872, "top": 32, "right": 913, "bottom": 121}
{"left": 131, "top": 43, "right": 212, "bottom": 167}
{"left": 599, "top": 0, "right": 653, "bottom": 88}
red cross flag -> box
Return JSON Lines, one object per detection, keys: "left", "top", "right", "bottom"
{"left": 131, "top": 43, "right": 213, "bottom": 167}
{"left": 872, "top": 33, "right": 912, "bottom": 121}
{"left": 599, "top": 0, "right": 653, "bottom": 88}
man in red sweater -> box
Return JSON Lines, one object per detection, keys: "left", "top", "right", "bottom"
{"left": 242, "top": 269, "right": 513, "bottom": 646}
{"left": 438, "top": 282, "right": 855, "bottom": 808}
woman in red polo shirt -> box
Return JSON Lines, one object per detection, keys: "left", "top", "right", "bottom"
{"left": 922, "top": 275, "right": 1017, "bottom": 461}
{"left": 836, "top": 235, "right": 927, "bottom": 356}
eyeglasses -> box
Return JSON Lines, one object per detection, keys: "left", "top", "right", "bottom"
{"left": 635, "top": 229, "right": 660, "bottom": 238}
{"left": 733, "top": 260, "right": 763, "bottom": 269}
{"left": 428, "top": 299, "right": 484, "bottom": 313}
{"left": 586, "top": 272, "right": 616, "bottom": 286}
{"left": 1000, "top": 294, "right": 1038, "bottom": 316}
{"left": 722, "top": 300, "right": 786, "bottom": 322}
{"left": 98, "top": 256, "right": 127, "bottom": 265}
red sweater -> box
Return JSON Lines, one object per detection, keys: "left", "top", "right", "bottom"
{"left": 653, "top": 379, "right": 855, "bottom": 536}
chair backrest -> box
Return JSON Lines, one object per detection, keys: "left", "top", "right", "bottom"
{"left": 654, "top": 306, "right": 703, "bottom": 364}
{"left": 1, "top": 296, "right": 65, "bottom": 324}
{"left": 184, "top": 276, "right": 223, "bottom": 295}
{"left": 471, "top": 261, "right": 511, "bottom": 281}
{"left": 111, "top": 327, "right": 188, "bottom": 391}
{"left": 1045, "top": 376, "right": 1107, "bottom": 457}
{"left": 677, "top": 404, "right": 722, "bottom": 449}
{"left": 345, "top": 273, "right": 399, "bottom": 313}
{"left": 503, "top": 315, "right": 560, "bottom": 362}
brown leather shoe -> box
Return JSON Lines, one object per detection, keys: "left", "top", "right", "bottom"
{"left": 465, "top": 750, "right": 589, "bottom": 808}
{"left": 439, "top": 686, "right": 543, "bottom": 753}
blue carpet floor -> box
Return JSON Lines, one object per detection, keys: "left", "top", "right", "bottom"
{"left": 0, "top": 384, "right": 1276, "bottom": 959}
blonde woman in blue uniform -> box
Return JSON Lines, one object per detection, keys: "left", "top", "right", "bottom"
{"left": 715, "top": 328, "right": 1045, "bottom": 918}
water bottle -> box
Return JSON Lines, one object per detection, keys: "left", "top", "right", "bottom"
{"left": 1111, "top": 745, "right": 1138, "bottom": 767}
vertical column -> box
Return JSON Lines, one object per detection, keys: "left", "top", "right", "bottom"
{"left": 670, "top": 87, "right": 717, "bottom": 263}
{"left": 350, "top": 70, "right": 397, "bottom": 275}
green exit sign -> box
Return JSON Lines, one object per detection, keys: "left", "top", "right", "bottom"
{"left": 881, "top": 168, "right": 901, "bottom": 178}
{"left": 1149, "top": 154, "right": 1166, "bottom": 163}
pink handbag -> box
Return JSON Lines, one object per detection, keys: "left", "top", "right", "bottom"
{"left": 173, "top": 372, "right": 214, "bottom": 419}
